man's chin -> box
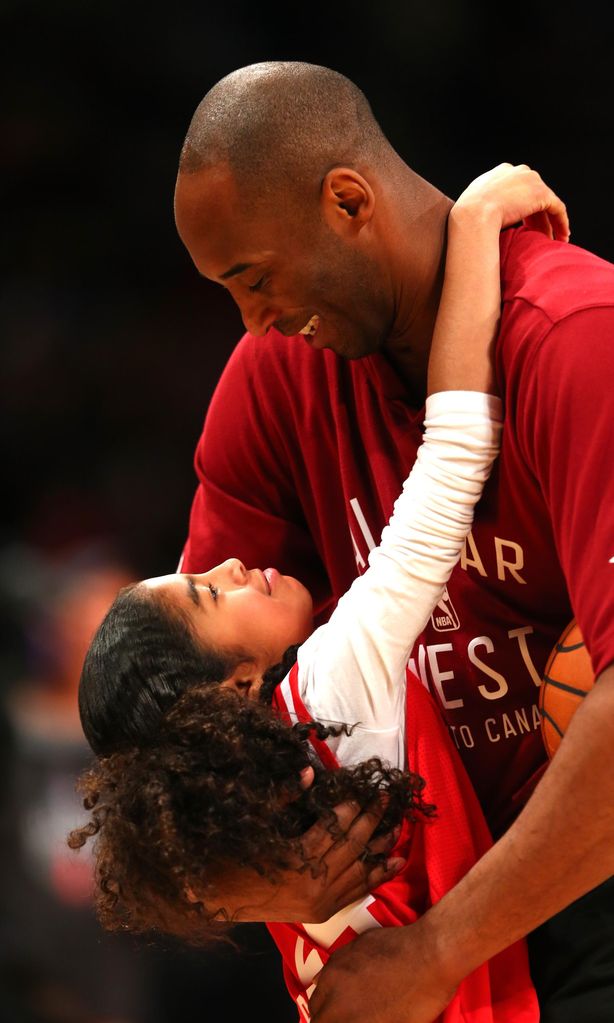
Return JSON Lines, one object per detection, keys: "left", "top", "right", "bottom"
{"left": 330, "top": 329, "right": 386, "bottom": 361}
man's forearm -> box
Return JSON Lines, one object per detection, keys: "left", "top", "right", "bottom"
{"left": 417, "top": 662, "right": 614, "bottom": 986}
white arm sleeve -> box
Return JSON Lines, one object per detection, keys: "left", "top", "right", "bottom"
{"left": 297, "top": 390, "right": 502, "bottom": 767}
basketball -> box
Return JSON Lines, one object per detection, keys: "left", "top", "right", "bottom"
{"left": 539, "top": 620, "right": 595, "bottom": 758}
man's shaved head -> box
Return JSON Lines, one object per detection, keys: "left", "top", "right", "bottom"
{"left": 175, "top": 61, "right": 450, "bottom": 372}
{"left": 179, "top": 62, "right": 392, "bottom": 204}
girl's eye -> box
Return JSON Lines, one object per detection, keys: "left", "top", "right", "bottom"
{"left": 208, "top": 583, "right": 219, "bottom": 601}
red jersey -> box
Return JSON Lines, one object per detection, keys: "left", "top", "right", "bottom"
{"left": 181, "top": 227, "right": 614, "bottom": 836}
{"left": 267, "top": 666, "right": 538, "bottom": 1023}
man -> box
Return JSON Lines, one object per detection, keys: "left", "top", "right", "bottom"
{"left": 174, "top": 62, "right": 614, "bottom": 1022}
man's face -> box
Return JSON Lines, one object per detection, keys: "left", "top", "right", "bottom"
{"left": 174, "top": 165, "right": 393, "bottom": 359}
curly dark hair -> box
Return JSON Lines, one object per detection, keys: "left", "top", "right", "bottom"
{"left": 69, "top": 685, "right": 434, "bottom": 946}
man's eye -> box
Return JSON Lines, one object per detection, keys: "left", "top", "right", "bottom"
{"left": 208, "top": 583, "right": 219, "bottom": 601}
{"left": 248, "top": 275, "right": 267, "bottom": 293}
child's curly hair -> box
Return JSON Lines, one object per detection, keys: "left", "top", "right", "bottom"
{"left": 69, "top": 685, "right": 434, "bottom": 946}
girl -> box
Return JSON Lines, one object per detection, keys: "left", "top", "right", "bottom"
{"left": 71, "top": 165, "right": 568, "bottom": 1022}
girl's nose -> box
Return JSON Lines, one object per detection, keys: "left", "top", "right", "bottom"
{"left": 224, "top": 558, "right": 248, "bottom": 585}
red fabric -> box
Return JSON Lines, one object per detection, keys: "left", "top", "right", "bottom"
{"left": 268, "top": 669, "right": 538, "bottom": 1022}
{"left": 181, "top": 227, "right": 614, "bottom": 836}
{"left": 498, "top": 229, "right": 614, "bottom": 682}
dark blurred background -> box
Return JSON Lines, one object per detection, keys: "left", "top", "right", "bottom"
{"left": 1, "top": 1, "right": 612, "bottom": 1020}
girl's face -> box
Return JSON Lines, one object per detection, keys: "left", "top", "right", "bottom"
{"left": 141, "top": 559, "right": 313, "bottom": 697}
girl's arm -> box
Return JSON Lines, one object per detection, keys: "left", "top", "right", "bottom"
{"left": 300, "top": 165, "right": 568, "bottom": 763}
{"left": 302, "top": 390, "right": 501, "bottom": 766}
{"left": 428, "top": 162, "right": 569, "bottom": 396}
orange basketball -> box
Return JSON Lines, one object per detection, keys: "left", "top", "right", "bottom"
{"left": 539, "top": 620, "right": 594, "bottom": 759}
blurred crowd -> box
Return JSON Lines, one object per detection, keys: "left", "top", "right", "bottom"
{"left": 0, "top": 542, "right": 295, "bottom": 1022}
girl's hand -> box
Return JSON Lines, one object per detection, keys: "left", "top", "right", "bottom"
{"left": 451, "top": 162, "right": 570, "bottom": 242}
{"left": 428, "top": 163, "right": 569, "bottom": 397}
{"left": 429, "top": 162, "right": 568, "bottom": 394}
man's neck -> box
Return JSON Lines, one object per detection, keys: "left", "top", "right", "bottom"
{"left": 380, "top": 181, "right": 453, "bottom": 402}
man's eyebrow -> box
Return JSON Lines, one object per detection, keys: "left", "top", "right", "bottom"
{"left": 185, "top": 575, "right": 202, "bottom": 608}
{"left": 219, "top": 262, "right": 253, "bottom": 281}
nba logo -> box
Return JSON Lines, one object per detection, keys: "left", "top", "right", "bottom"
{"left": 430, "top": 586, "right": 460, "bottom": 632}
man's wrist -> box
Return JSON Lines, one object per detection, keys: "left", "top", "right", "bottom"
{"left": 396, "top": 906, "right": 471, "bottom": 992}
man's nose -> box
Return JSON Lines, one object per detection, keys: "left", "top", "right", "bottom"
{"left": 239, "top": 296, "right": 281, "bottom": 338}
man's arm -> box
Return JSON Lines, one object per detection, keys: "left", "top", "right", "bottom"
{"left": 308, "top": 662, "right": 614, "bottom": 1023}
{"left": 310, "top": 298, "right": 614, "bottom": 1021}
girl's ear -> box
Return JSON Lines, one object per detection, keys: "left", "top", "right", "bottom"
{"left": 279, "top": 765, "right": 315, "bottom": 810}
{"left": 220, "top": 661, "right": 260, "bottom": 699}
{"left": 299, "top": 765, "right": 315, "bottom": 790}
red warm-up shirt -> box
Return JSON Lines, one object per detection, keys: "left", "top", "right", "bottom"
{"left": 181, "top": 228, "right": 614, "bottom": 836}
{"left": 268, "top": 667, "right": 538, "bottom": 1023}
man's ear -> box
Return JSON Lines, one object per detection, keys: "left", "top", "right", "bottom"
{"left": 320, "top": 167, "right": 375, "bottom": 236}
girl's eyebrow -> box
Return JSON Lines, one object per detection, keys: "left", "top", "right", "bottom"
{"left": 185, "top": 575, "right": 202, "bottom": 608}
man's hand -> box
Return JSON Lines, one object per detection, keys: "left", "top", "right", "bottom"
{"left": 314, "top": 666, "right": 614, "bottom": 1022}
{"left": 309, "top": 920, "right": 458, "bottom": 1023}
{"left": 204, "top": 800, "right": 405, "bottom": 923}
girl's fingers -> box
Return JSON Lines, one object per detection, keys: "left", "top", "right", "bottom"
{"left": 524, "top": 210, "right": 554, "bottom": 239}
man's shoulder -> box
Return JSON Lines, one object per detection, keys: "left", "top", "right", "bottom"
{"left": 501, "top": 227, "right": 614, "bottom": 327}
